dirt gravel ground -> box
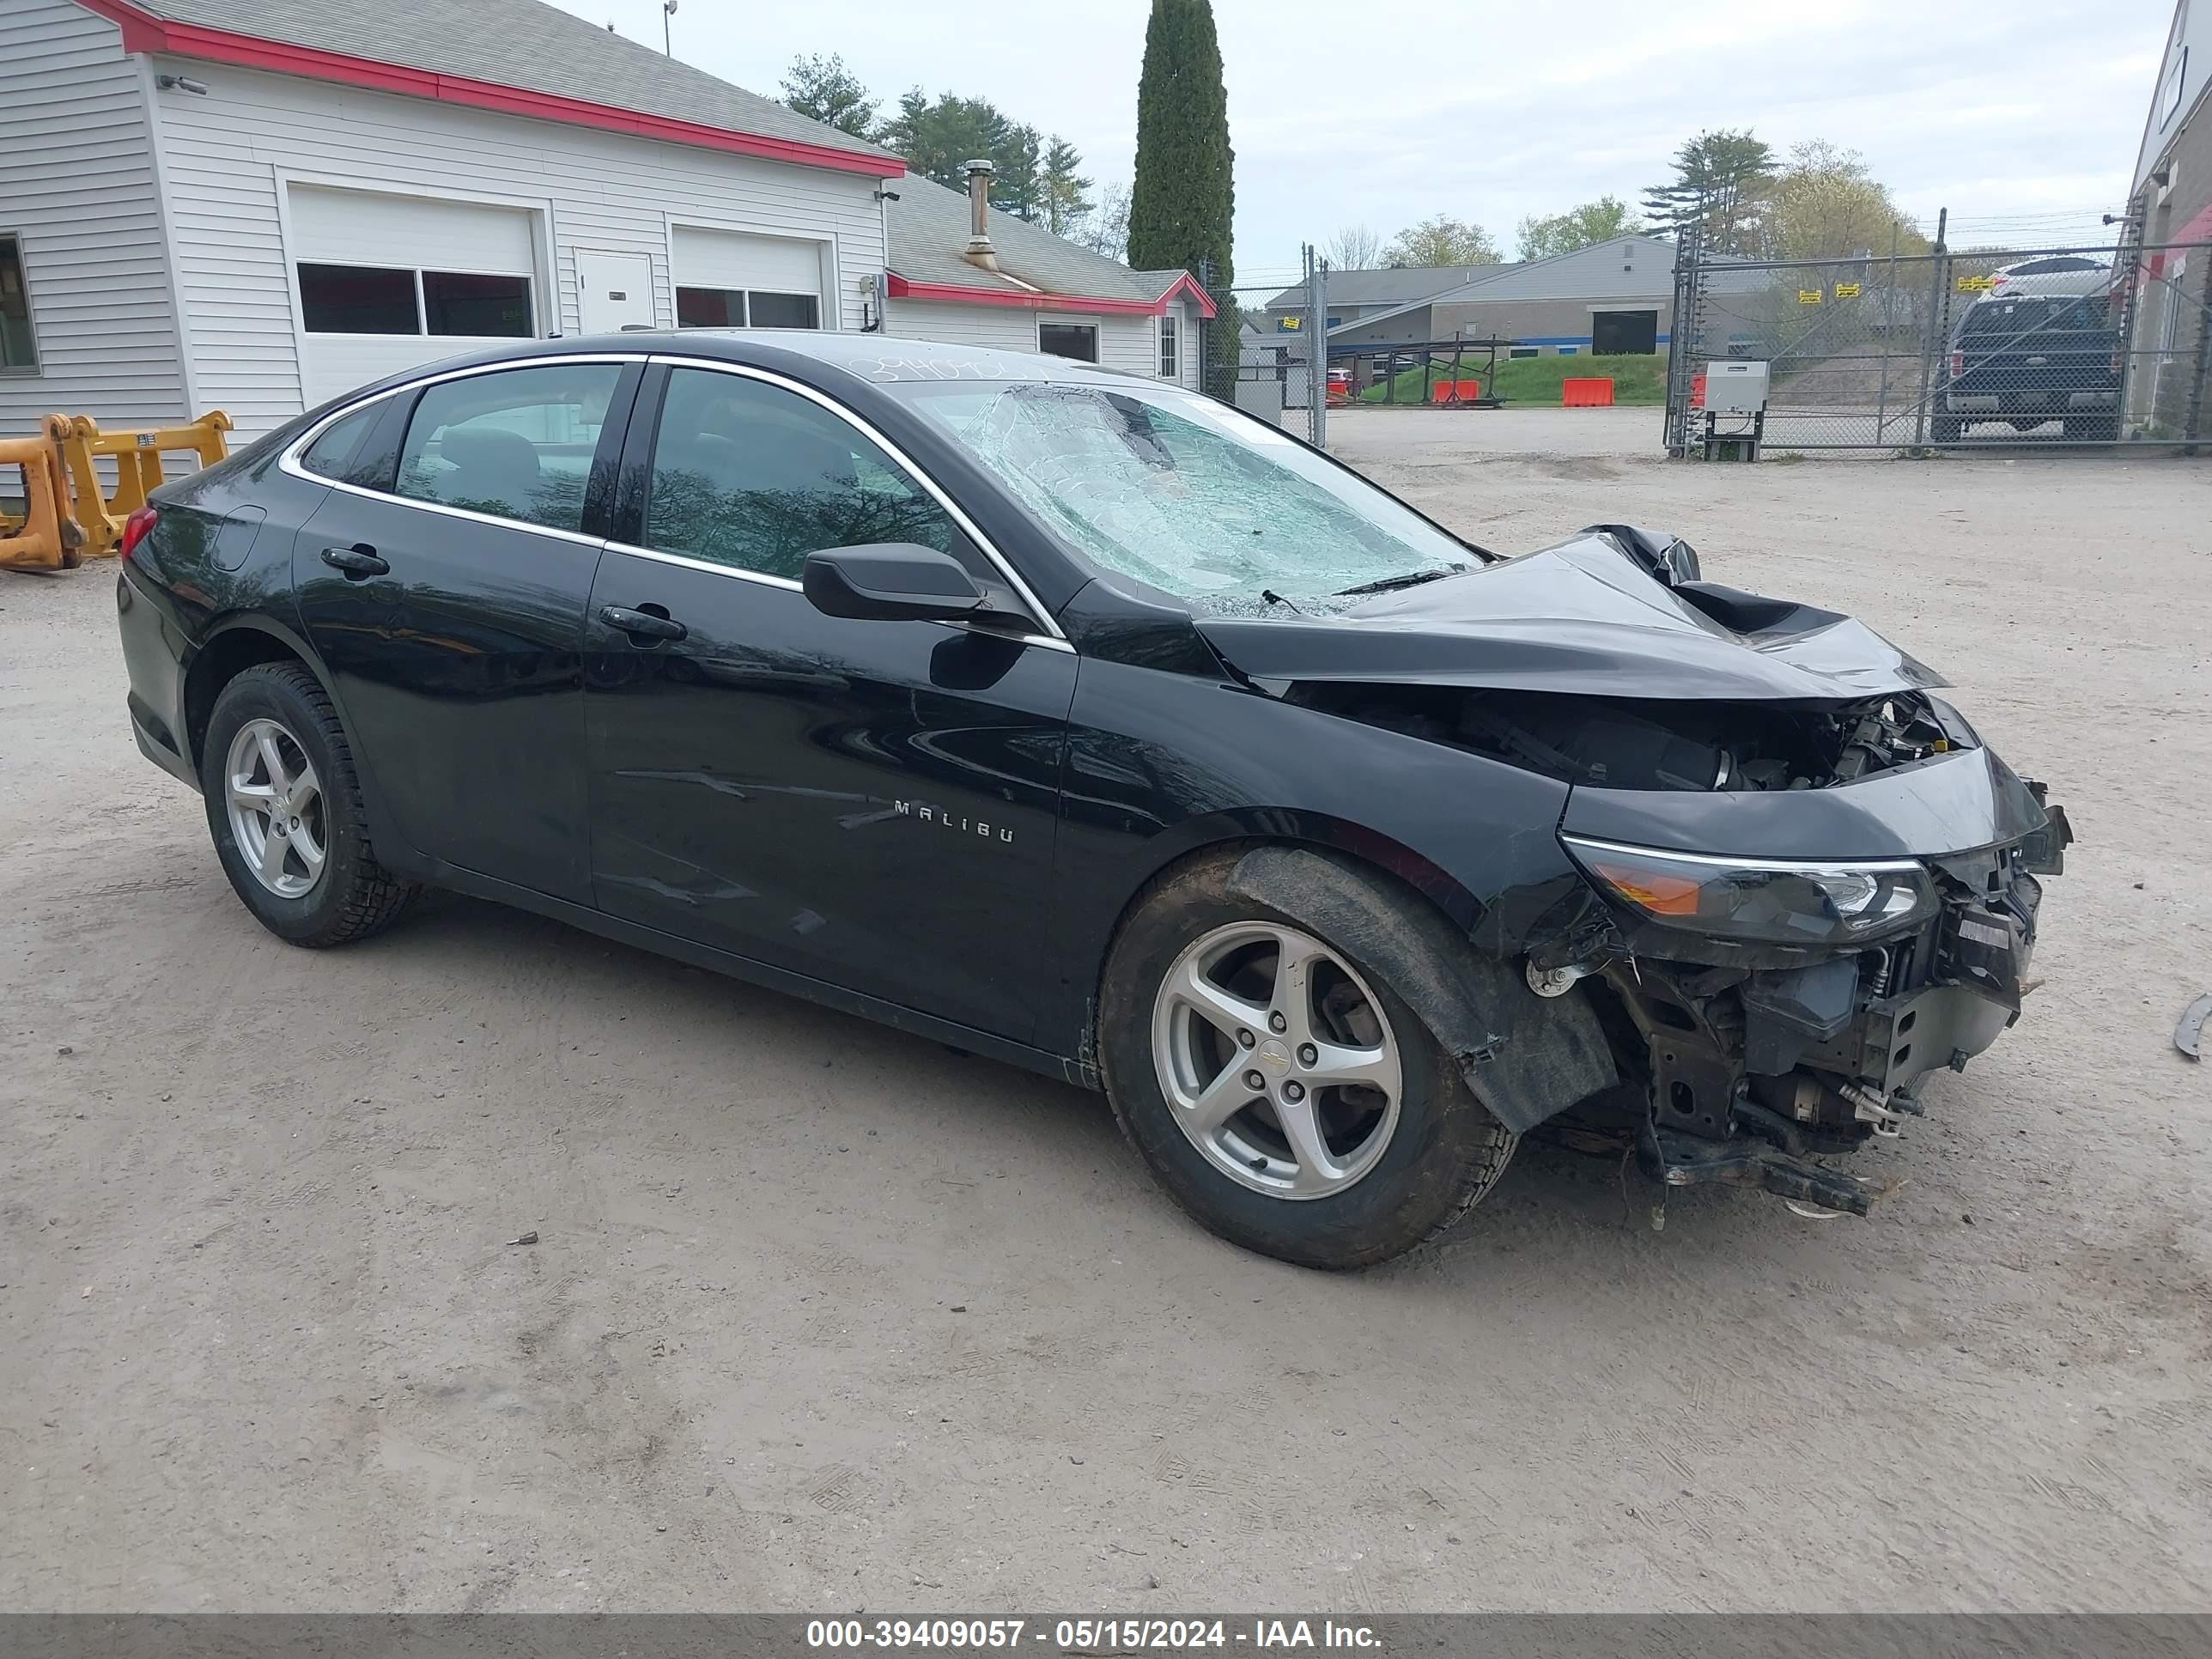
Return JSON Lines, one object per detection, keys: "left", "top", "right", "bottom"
{"left": 3, "top": 410, "right": 2209, "bottom": 1614}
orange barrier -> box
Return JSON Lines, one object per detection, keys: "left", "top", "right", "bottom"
{"left": 0, "top": 416, "right": 87, "bottom": 574}
{"left": 1691, "top": 372, "right": 1707, "bottom": 410}
{"left": 1562, "top": 378, "right": 1616, "bottom": 408}
{"left": 1432, "top": 379, "right": 1484, "bottom": 404}
{"left": 55, "top": 410, "right": 233, "bottom": 556}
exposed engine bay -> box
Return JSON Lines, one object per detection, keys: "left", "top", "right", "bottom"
{"left": 1284, "top": 683, "right": 1960, "bottom": 794}
{"left": 1212, "top": 524, "right": 2075, "bottom": 1221}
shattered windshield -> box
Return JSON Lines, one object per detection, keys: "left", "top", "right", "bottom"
{"left": 885, "top": 380, "right": 1484, "bottom": 612}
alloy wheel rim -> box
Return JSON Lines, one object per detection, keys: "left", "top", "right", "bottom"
{"left": 1150, "top": 921, "right": 1404, "bottom": 1200}
{"left": 225, "top": 717, "right": 327, "bottom": 899}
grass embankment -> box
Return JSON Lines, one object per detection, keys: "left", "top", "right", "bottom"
{"left": 1358, "top": 352, "right": 1669, "bottom": 406}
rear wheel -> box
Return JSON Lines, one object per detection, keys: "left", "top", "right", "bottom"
{"left": 199, "top": 662, "right": 416, "bottom": 946}
{"left": 2063, "top": 413, "right": 2118, "bottom": 442}
{"left": 1099, "top": 852, "right": 1516, "bottom": 1269}
{"left": 1930, "top": 415, "right": 1964, "bottom": 444}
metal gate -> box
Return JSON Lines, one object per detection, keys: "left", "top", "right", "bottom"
{"left": 1666, "top": 222, "right": 2212, "bottom": 453}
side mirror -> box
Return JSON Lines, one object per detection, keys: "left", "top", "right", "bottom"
{"left": 802, "top": 543, "right": 987, "bottom": 623}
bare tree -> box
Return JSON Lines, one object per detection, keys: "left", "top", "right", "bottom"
{"left": 1070, "top": 181, "right": 1133, "bottom": 263}
{"left": 1326, "top": 224, "right": 1382, "bottom": 270}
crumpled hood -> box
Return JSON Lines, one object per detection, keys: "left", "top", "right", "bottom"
{"left": 1194, "top": 534, "right": 1948, "bottom": 702}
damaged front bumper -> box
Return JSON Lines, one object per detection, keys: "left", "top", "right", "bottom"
{"left": 1541, "top": 745, "right": 2072, "bottom": 1215}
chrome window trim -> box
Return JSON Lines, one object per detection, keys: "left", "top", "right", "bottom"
{"left": 645, "top": 354, "right": 1068, "bottom": 644}
{"left": 275, "top": 353, "right": 649, "bottom": 548}
{"left": 271, "top": 349, "right": 1073, "bottom": 652}
{"left": 597, "top": 537, "right": 1073, "bottom": 654}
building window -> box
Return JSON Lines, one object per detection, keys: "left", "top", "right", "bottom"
{"left": 297, "top": 262, "right": 534, "bottom": 338}
{"left": 1, "top": 234, "right": 37, "bottom": 374}
{"left": 422, "top": 271, "right": 533, "bottom": 337}
{"left": 749, "top": 291, "right": 820, "bottom": 329}
{"left": 1039, "top": 320, "right": 1099, "bottom": 362}
{"left": 678, "top": 287, "right": 744, "bottom": 328}
{"left": 1508, "top": 345, "right": 1540, "bottom": 360}
{"left": 675, "top": 287, "right": 821, "bottom": 330}
{"left": 1555, "top": 344, "right": 1579, "bottom": 356}
{"left": 1158, "top": 311, "right": 1179, "bottom": 379}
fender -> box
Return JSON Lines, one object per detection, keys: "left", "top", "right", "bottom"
{"left": 184, "top": 613, "right": 427, "bottom": 878}
{"left": 1224, "top": 844, "right": 1616, "bottom": 1134}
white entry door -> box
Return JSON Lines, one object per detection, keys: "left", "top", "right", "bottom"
{"left": 576, "top": 251, "right": 656, "bottom": 335}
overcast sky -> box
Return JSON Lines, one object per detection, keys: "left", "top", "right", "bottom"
{"left": 558, "top": 0, "right": 2172, "bottom": 287}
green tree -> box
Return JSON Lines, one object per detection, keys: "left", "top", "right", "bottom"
{"left": 1382, "top": 215, "right": 1502, "bottom": 268}
{"left": 1643, "top": 129, "right": 1774, "bottom": 254}
{"left": 1040, "top": 137, "right": 1094, "bottom": 236}
{"left": 777, "top": 53, "right": 878, "bottom": 139}
{"left": 1128, "top": 0, "right": 1237, "bottom": 394}
{"left": 1765, "top": 141, "right": 1926, "bottom": 260}
{"left": 878, "top": 89, "right": 1049, "bottom": 219}
{"left": 1515, "top": 194, "right": 1636, "bottom": 260}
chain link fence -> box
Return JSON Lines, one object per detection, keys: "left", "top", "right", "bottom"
{"left": 1668, "top": 229, "right": 2212, "bottom": 453}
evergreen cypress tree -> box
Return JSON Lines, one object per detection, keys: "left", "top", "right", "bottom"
{"left": 1127, "top": 0, "right": 1236, "bottom": 396}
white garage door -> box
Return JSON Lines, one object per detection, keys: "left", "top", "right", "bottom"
{"left": 672, "top": 226, "right": 824, "bottom": 331}
{"left": 289, "top": 185, "right": 544, "bottom": 406}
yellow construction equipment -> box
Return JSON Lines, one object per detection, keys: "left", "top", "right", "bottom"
{"left": 52, "top": 410, "right": 233, "bottom": 556}
{"left": 0, "top": 416, "right": 86, "bottom": 574}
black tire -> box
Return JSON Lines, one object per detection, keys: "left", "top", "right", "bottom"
{"left": 1930, "top": 416, "right": 1964, "bottom": 445}
{"left": 1097, "top": 850, "right": 1517, "bottom": 1270}
{"left": 2063, "top": 414, "right": 2118, "bottom": 443}
{"left": 199, "top": 661, "right": 417, "bottom": 947}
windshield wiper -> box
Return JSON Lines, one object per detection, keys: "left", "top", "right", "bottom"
{"left": 1335, "top": 563, "right": 1469, "bottom": 597}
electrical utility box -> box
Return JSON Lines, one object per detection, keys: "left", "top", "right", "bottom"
{"left": 1704, "top": 359, "right": 1770, "bottom": 414}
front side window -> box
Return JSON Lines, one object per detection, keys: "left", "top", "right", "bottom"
{"left": 644, "top": 367, "right": 972, "bottom": 584}
{"left": 298, "top": 263, "right": 535, "bottom": 338}
{"left": 394, "top": 362, "right": 623, "bottom": 532}
{"left": 1158, "top": 312, "right": 1179, "bottom": 379}
{"left": 1, "top": 234, "right": 40, "bottom": 373}
{"left": 887, "top": 379, "right": 1481, "bottom": 612}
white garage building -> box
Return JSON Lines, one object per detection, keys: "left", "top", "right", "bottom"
{"left": 0, "top": 0, "right": 1207, "bottom": 442}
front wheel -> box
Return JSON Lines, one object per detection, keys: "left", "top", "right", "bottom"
{"left": 199, "top": 662, "right": 417, "bottom": 946}
{"left": 1098, "top": 853, "right": 1516, "bottom": 1269}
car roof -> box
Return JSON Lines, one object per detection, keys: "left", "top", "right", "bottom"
{"left": 384, "top": 331, "right": 1174, "bottom": 393}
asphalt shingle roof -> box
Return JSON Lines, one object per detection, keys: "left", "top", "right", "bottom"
{"left": 1261, "top": 263, "right": 1522, "bottom": 311}
{"left": 131, "top": 0, "right": 901, "bottom": 163}
{"left": 885, "top": 176, "right": 1181, "bottom": 303}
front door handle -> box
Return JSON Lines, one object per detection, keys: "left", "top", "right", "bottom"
{"left": 320, "top": 544, "right": 389, "bottom": 579}
{"left": 599, "top": 604, "right": 688, "bottom": 644}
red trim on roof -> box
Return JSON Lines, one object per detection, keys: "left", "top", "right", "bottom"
{"left": 886, "top": 270, "right": 1217, "bottom": 319}
{"left": 77, "top": 0, "right": 904, "bottom": 179}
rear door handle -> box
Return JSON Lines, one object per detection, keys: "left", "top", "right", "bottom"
{"left": 599, "top": 604, "right": 688, "bottom": 643}
{"left": 320, "top": 544, "right": 389, "bottom": 579}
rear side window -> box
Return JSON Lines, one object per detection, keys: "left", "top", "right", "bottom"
{"left": 395, "top": 362, "right": 623, "bottom": 533}
{"left": 299, "top": 403, "right": 380, "bottom": 482}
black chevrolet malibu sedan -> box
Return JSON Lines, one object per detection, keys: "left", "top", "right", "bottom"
{"left": 114, "top": 333, "right": 2069, "bottom": 1267}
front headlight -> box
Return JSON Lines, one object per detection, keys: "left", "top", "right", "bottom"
{"left": 1562, "top": 836, "right": 1937, "bottom": 946}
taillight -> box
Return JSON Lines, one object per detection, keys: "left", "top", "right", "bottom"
{"left": 1950, "top": 350, "right": 1964, "bottom": 380}
{"left": 119, "top": 507, "right": 159, "bottom": 564}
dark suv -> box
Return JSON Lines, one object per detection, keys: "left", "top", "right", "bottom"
{"left": 1936, "top": 292, "right": 2120, "bottom": 443}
